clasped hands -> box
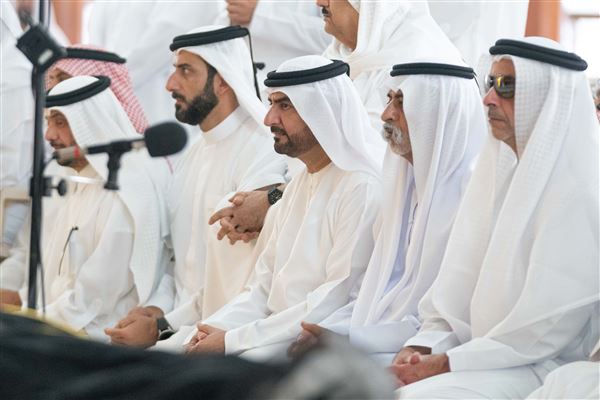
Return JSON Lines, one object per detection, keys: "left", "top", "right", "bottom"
{"left": 388, "top": 346, "right": 450, "bottom": 387}
{"left": 183, "top": 323, "right": 226, "bottom": 355}
{"left": 208, "top": 190, "right": 270, "bottom": 245}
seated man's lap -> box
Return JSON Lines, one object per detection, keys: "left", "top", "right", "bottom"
{"left": 396, "top": 365, "right": 542, "bottom": 399}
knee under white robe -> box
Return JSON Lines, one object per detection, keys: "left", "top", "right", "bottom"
{"left": 525, "top": 361, "right": 599, "bottom": 400}
{"left": 156, "top": 107, "right": 286, "bottom": 331}
{"left": 196, "top": 164, "right": 381, "bottom": 360}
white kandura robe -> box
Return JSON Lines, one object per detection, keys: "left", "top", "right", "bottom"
{"left": 199, "top": 164, "right": 380, "bottom": 360}
{"left": 322, "top": 183, "right": 417, "bottom": 364}
{"left": 156, "top": 107, "right": 286, "bottom": 331}
{"left": 216, "top": 0, "right": 330, "bottom": 95}
{"left": 86, "top": 1, "right": 223, "bottom": 125}
{"left": 2, "top": 165, "right": 138, "bottom": 341}
{"left": 1, "top": 3, "right": 33, "bottom": 249}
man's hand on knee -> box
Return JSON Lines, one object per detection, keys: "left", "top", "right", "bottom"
{"left": 287, "top": 321, "right": 328, "bottom": 358}
{"left": 184, "top": 323, "right": 226, "bottom": 355}
{"left": 104, "top": 312, "right": 159, "bottom": 348}
{"left": 389, "top": 353, "right": 449, "bottom": 387}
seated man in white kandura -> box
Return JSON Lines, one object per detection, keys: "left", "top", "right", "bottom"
{"left": 0, "top": 75, "right": 169, "bottom": 340}
{"left": 289, "top": 60, "right": 486, "bottom": 365}
{"left": 182, "top": 55, "right": 382, "bottom": 362}
{"left": 105, "top": 26, "right": 287, "bottom": 348}
{"left": 393, "top": 37, "right": 599, "bottom": 399}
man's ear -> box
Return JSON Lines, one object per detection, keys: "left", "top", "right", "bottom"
{"left": 214, "top": 73, "right": 232, "bottom": 96}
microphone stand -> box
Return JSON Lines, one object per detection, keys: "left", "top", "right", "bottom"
{"left": 104, "top": 152, "right": 125, "bottom": 191}
{"left": 15, "top": 1, "right": 66, "bottom": 311}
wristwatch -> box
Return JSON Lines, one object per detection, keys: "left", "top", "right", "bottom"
{"left": 267, "top": 187, "right": 283, "bottom": 205}
{"left": 156, "top": 317, "right": 175, "bottom": 341}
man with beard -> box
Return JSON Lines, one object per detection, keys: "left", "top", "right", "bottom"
{"left": 181, "top": 56, "right": 381, "bottom": 362}
{"left": 105, "top": 26, "right": 287, "bottom": 349}
{"left": 0, "top": 76, "right": 168, "bottom": 340}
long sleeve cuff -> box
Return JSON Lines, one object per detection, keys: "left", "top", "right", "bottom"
{"left": 224, "top": 326, "right": 246, "bottom": 355}
{"left": 404, "top": 330, "right": 460, "bottom": 354}
{"left": 350, "top": 316, "right": 420, "bottom": 354}
{"left": 165, "top": 297, "right": 201, "bottom": 331}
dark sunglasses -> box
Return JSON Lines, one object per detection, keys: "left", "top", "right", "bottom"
{"left": 486, "top": 75, "right": 516, "bottom": 99}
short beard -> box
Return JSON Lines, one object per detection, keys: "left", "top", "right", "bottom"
{"left": 382, "top": 122, "right": 410, "bottom": 156}
{"left": 272, "top": 126, "right": 318, "bottom": 158}
{"left": 174, "top": 69, "right": 219, "bottom": 126}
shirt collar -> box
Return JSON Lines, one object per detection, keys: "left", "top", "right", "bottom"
{"left": 202, "top": 106, "right": 249, "bottom": 145}
{"left": 76, "top": 163, "right": 99, "bottom": 178}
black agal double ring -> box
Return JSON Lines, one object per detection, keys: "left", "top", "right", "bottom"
{"left": 65, "top": 48, "right": 126, "bottom": 64}
{"left": 170, "top": 26, "right": 250, "bottom": 51}
{"left": 264, "top": 59, "right": 350, "bottom": 87}
{"left": 46, "top": 76, "right": 111, "bottom": 107}
{"left": 489, "top": 39, "right": 587, "bottom": 71}
{"left": 390, "top": 63, "right": 475, "bottom": 79}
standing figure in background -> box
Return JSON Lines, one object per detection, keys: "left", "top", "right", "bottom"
{"left": 218, "top": 0, "right": 330, "bottom": 92}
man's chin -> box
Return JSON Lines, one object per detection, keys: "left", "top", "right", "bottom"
{"left": 274, "top": 143, "right": 293, "bottom": 156}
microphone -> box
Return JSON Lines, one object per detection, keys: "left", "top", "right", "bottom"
{"left": 53, "top": 122, "right": 188, "bottom": 163}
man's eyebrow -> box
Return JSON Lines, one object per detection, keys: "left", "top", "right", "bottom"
{"left": 173, "top": 63, "right": 193, "bottom": 69}
{"left": 271, "top": 96, "right": 291, "bottom": 104}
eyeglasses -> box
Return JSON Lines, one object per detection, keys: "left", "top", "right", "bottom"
{"left": 486, "top": 75, "right": 516, "bottom": 99}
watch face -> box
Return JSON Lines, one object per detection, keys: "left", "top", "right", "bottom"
{"left": 158, "top": 329, "right": 175, "bottom": 341}
{"left": 268, "top": 188, "right": 283, "bottom": 205}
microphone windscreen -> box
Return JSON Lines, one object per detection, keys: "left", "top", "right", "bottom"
{"left": 143, "top": 122, "right": 188, "bottom": 157}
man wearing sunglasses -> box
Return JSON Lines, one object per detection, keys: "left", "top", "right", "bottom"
{"left": 392, "top": 37, "right": 599, "bottom": 398}
{"left": 484, "top": 67, "right": 517, "bottom": 154}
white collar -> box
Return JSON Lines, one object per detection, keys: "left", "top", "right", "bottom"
{"left": 202, "top": 106, "right": 249, "bottom": 145}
